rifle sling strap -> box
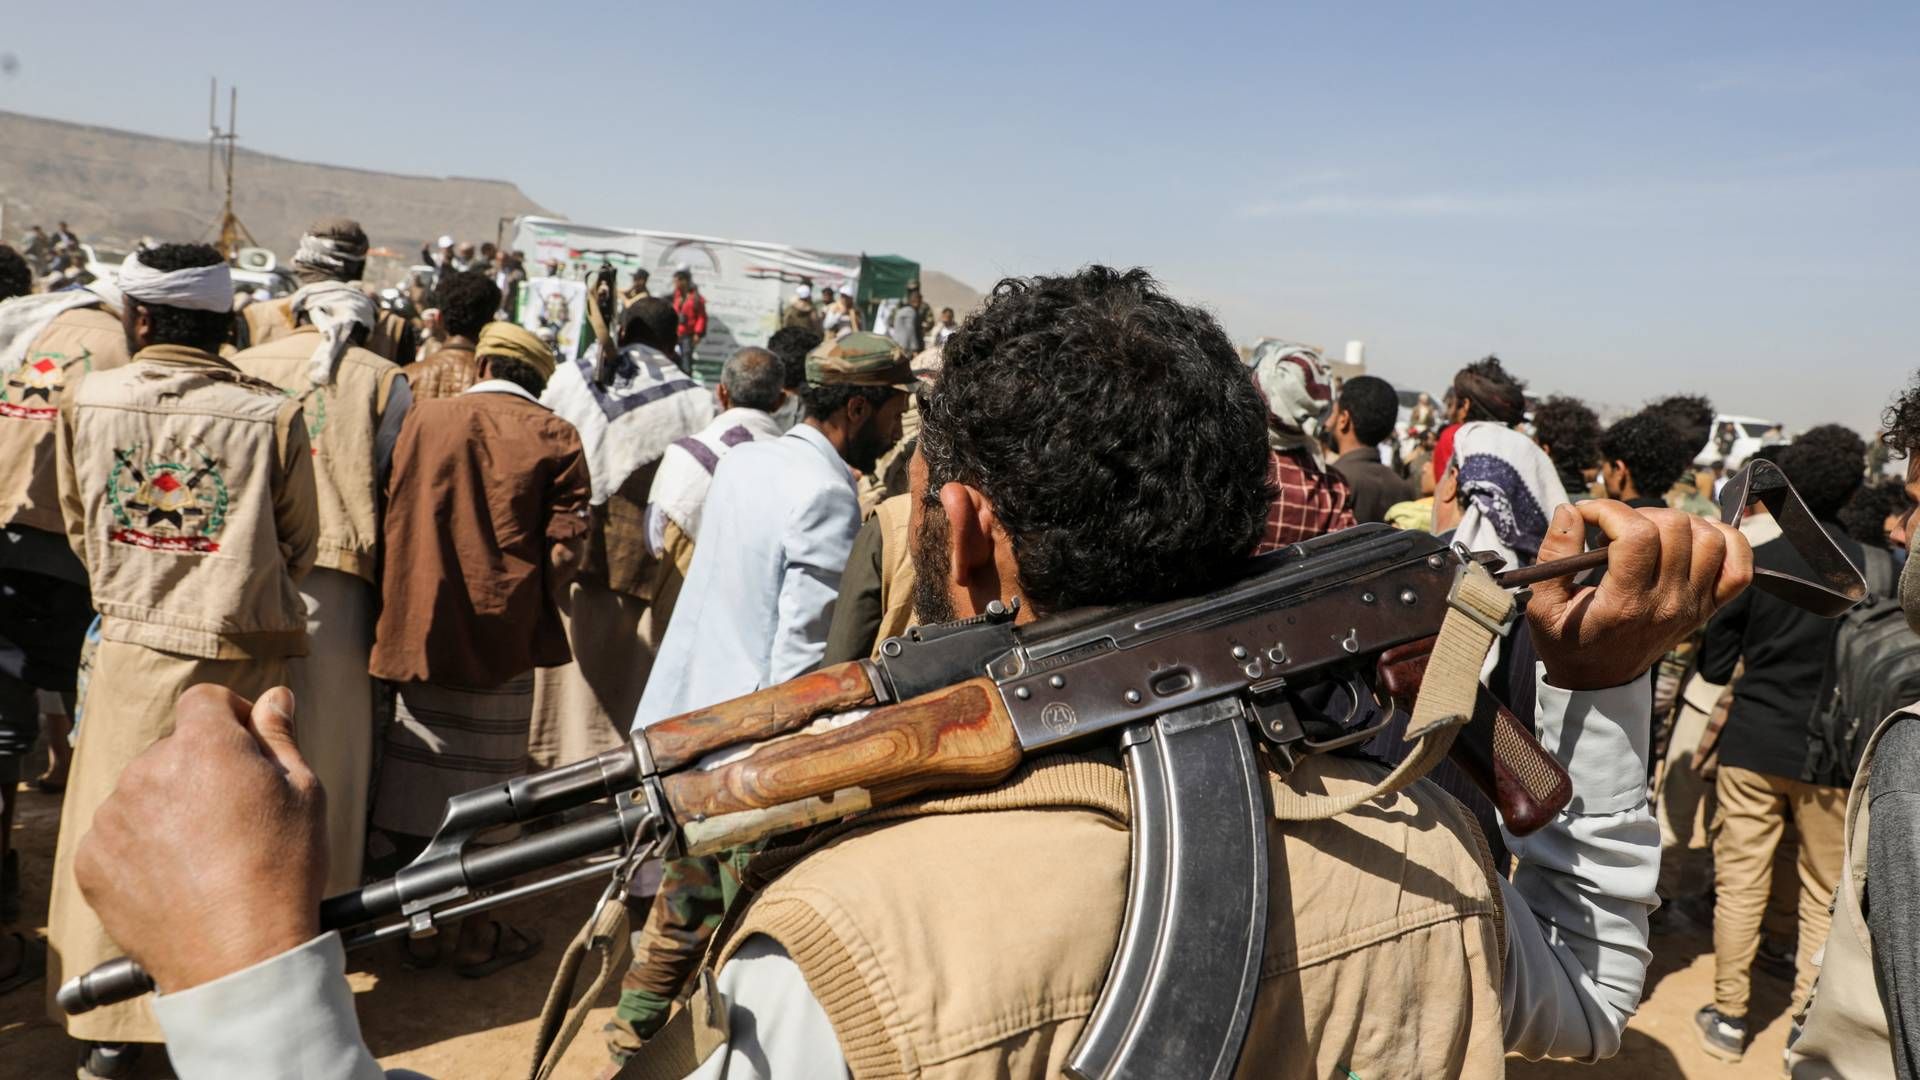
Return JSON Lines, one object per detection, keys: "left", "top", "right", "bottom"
{"left": 528, "top": 888, "right": 634, "bottom": 1080}
{"left": 1270, "top": 560, "right": 1515, "bottom": 822}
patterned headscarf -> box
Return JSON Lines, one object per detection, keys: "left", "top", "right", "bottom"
{"left": 1446, "top": 421, "right": 1570, "bottom": 567}
{"left": 1249, "top": 340, "right": 1334, "bottom": 452}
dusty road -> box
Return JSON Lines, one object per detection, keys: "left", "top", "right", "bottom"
{"left": 4, "top": 774, "right": 1798, "bottom": 1078}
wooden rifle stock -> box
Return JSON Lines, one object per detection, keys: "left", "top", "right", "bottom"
{"left": 1376, "top": 636, "right": 1572, "bottom": 835}
{"left": 645, "top": 661, "right": 878, "bottom": 772}
{"left": 659, "top": 678, "right": 1023, "bottom": 851}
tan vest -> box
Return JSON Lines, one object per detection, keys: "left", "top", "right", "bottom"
{"left": 60, "top": 345, "right": 312, "bottom": 659}
{"left": 1789, "top": 710, "right": 1907, "bottom": 1079}
{"left": 231, "top": 327, "right": 402, "bottom": 582}
{"left": 870, "top": 493, "right": 916, "bottom": 654}
{"left": 710, "top": 751, "right": 1507, "bottom": 1080}
{"left": 244, "top": 294, "right": 412, "bottom": 363}
{"left": 0, "top": 305, "right": 130, "bottom": 535}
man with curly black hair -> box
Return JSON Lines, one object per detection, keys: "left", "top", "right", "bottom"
{"left": 1600, "top": 410, "right": 1699, "bottom": 508}
{"left": 0, "top": 245, "right": 30, "bottom": 303}
{"left": 1531, "top": 395, "right": 1603, "bottom": 500}
{"left": 1646, "top": 394, "right": 1715, "bottom": 459}
{"left": 405, "top": 270, "right": 501, "bottom": 399}
{"left": 1695, "top": 421, "right": 1868, "bottom": 1062}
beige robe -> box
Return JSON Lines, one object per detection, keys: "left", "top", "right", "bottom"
{"left": 46, "top": 640, "right": 288, "bottom": 1043}
{"left": 527, "top": 578, "right": 658, "bottom": 770}
{"left": 287, "top": 566, "right": 377, "bottom": 895}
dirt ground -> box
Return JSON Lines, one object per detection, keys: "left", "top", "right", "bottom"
{"left": 4, "top": 772, "right": 1798, "bottom": 1079}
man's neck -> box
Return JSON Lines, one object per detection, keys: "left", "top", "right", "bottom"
{"left": 802, "top": 416, "right": 852, "bottom": 462}
{"left": 1333, "top": 433, "right": 1372, "bottom": 458}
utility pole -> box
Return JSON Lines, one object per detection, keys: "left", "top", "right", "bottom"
{"left": 206, "top": 77, "right": 256, "bottom": 258}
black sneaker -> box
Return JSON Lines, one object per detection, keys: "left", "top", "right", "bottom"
{"left": 76, "top": 1041, "right": 141, "bottom": 1080}
{"left": 1694, "top": 1005, "right": 1747, "bottom": 1063}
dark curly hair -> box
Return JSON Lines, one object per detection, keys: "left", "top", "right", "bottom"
{"left": 1885, "top": 373, "right": 1920, "bottom": 459}
{"left": 432, "top": 270, "right": 501, "bottom": 339}
{"left": 798, "top": 381, "right": 895, "bottom": 422}
{"left": 917, "top": 265, "right": 1271, "bottom": 615}
{"left": 1779, "top": 424, "right": 1867, "bottom": 521}
{"left": 480, "top": 355, "right": 547, "bottom": 398}
{"left": 1840, "top": 479, "right": 1912, "bottom": 549}
{"left": 1600, "top": 410, "right": 1696, "bottom": 498}
{"left": 1336, "top": 375, "right": 1399, "bottom": 445}
{"left": 767, "top": 324, "right": 824, "bottom": 390}
{"left": 1530, "top": 395, "right": 1601, "bottom": 488}
{"left": 133, "top": 243, "right": 233, "bottom": 352}
{"left": 0, "top": 244, "right": 30, "bottom": 302}
{"left": 1645, "top": 394, "right": 1715, "bottom": 455}
{"left": 1450, "top": 355, "right": 1526, "bottom": 425}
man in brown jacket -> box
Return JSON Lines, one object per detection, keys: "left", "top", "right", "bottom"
{"left": 237, "top": 219, "right": 416, "bottom": 363}
{"left": 404, "top": 270, "right": 500, "bottom": 400}
{"left": 367, "top": 319, "right": 588, "bottom": 975}
{"left": 0, "top": 266, "right": 131, "bottom": 999}
{"left": 46, "top": 243, "right": 316, "bottom": 1077}
{"left": 231, "top": 279, "right": 411, "bottom": 894}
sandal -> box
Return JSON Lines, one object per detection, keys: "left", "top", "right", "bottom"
{"left": 400, "top": 935, "right": 443, "bottom": 971}
{"left": 0, "top": 931, "right": 46, "bottom": 995}
{"left": 456, "top": 922, "right": 542, "bottom": 978}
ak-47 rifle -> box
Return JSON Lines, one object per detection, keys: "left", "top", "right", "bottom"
{"left": 61, "top": 460, "right": 1864, "bottom": 1080}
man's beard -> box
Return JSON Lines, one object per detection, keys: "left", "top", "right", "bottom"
{"left": 845, "top": 417, "right": 895, "bottom": 475}
{"left": 911, "top": 494, "right": 958, "bottom": 626}
{"left": 1900, "top": 542, "right": 1920, "bottom": 636}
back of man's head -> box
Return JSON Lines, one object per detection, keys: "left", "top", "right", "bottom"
{"left": 1646, "top": 394, "right": 1714, "bottom": 454}
{"left": 1780, "top": 424, "right": 1867, "bottom": 522}
{"left": 1336, "top": 376, "right": 1398, "bottom": 446}
{"left": 1600, "top": 410, "right": 1695, "bottom": 498}
{"left": 0, "top": 245, "right": 30, "bottom": 302}
{"left": 294, "top": 217, "right": 370, "bottom": 283}
{"left": 1530, "top": 395, "right": 1602, "bottom": 479}
{"left": 920, "top": 265, "right": 1270, "bottom": 614}
{"left": 619, "top": 297, "right": 678, "bottom": 355}
{"left": 767, "top": 325, "right": 824, "bottom": 390}
{"left": 1451, "top": 355, "right": 1527, "bottom": 425}
{"left": 433, "top": 271, "right": 501, "bottom": 340}
{"left": 720, "top": 347, "right": 785, "bottom": 412}
{"left": 134, "top": 243, "right": 233, "bottom": 353}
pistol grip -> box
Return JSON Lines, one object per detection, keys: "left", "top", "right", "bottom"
{"left": 1375, "top": 637, "right": 1572, "bottom": 836}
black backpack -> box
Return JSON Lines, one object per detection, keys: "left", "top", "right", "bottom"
{"left": 1806, "top": 546, "right": 1920, "bottom": 787}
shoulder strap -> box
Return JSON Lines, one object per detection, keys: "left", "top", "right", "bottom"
{"left": 1862, "top": 545, "right": 1897, "bottom": 601}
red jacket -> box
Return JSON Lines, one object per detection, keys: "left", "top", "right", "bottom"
{"left": 673, "top": 288, "right": 708, "bottom": 338}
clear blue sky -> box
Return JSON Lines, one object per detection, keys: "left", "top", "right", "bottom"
{"left": 2, "top": 2, "right": 1914, "bottom": 432}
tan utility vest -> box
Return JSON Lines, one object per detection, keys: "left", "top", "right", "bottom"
{"left": 869, "top": 493, "right": 916, "bottom": 654}
{"left": 231, "top": 327, "right": 402, "bottom": 582}
{"left": 1789, "top": 709, "right": 1909, "bottom": 1079}
{"left": 244, "top": 294, "right": 411, "bottom": 363}
{"left": 704, "top": 751, "right": 1508, "bottom": 1080}
{"left": 0, "top": 305, "right": 130, "bottom": 535}
{"left": 61, "top": 346, "right": 309, "bottom": 659}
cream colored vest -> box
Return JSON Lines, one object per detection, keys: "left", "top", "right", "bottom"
{"left": 0, "top": 306, "right": 130, "bottom": 535}
{"left": 231, "top": 327, "right": 400, "bottom": 582}
{"left": 870, "top": 493, "right": 916, "bottom": 654}
{"left": 61, "top": 347, "right": 309, "bottom": 658}
{"left": 1789, "top": 710, "right": 1908, "bottom": 1079}
{"left": 708, "top": 751, "right": 1507, "bottom": 1080}
{"left": 246, "top": 295, "right": 411, "bottom": 363}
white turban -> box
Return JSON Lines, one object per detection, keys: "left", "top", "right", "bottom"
{"left": 290, "top": 280, "right": 376, "bottom": 386}
{"left": 118, "top": 251, "right": 233, "bottom": 313}
{"left": 291, "top": 233, "right": 369, "bottom": 277}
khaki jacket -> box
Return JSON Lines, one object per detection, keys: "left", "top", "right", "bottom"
{"left": 231, "top": 327, "right": 404, "bottom": 582}
{"left": 710, "top": 751, "right": 1507, "bottom": 1080}
{"left": 0, "top": 305, "right": 131, "bottom": 535}
{"left": 244, "top": 294, "right": 412, "bottom": 364}
{"left": 57, "top": 345, "right": 319, "bottom": 659}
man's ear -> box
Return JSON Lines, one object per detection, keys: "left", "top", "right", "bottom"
{"left": 938, "top": 482, "right": 996, "bottom": 583}
{"left": 844, "top": 394, "right": 872, "bottom": 428}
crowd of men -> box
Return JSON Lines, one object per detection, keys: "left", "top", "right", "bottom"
{"left": 0, "top": 225, "right": 1916, "bottom": 1079}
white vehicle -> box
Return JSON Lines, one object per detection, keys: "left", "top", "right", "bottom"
{"left": 74, "top": 244, "right": 295, "bottom": 299}
{"left": 1699, "top": 413, "right": 1784, "bottom": 469}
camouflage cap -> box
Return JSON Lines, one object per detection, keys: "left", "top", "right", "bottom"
{"left": 805, "top": 331, "right": 915, "bottom": 390}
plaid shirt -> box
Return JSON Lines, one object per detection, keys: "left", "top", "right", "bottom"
{"left": 1254, "top": 447, "right": 1356, "bottom": 555}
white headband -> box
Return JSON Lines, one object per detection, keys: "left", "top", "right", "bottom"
{"left": 118, "top": 251, "right": 233, "bottom": 313}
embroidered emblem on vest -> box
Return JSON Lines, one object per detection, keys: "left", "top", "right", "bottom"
{"left": 106, "top": 443, "right": 228, "bottom": 553}
{"left": 280, "top": 386, "right": 328, "bottom": 453}
{"left": 0, "top": 347, "right": 92, "bottom": 421}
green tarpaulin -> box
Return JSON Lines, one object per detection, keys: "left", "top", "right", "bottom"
{"left": 856, "top": 254, "right": 920, "bottom": 309}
